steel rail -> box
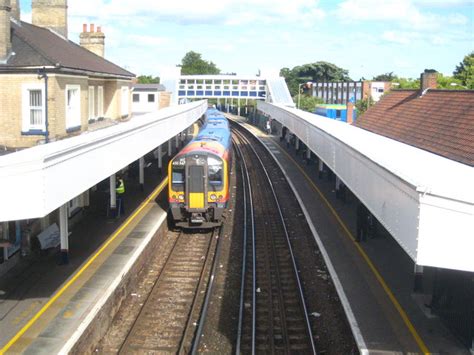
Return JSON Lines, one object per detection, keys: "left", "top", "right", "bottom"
{"left": 234, "top": 125, "right": 317, "bottom": 354}
{"left": 118, "top": 230, "right": 182, "bottom": 354}
{"left": 190, "top": 227, "right": 223, "bottom": 354}
{"left": 181, "top": 228, "right": 219, "bottom": 354}
{"left": 233, "top": 137, "right": 256, "bottom": 355}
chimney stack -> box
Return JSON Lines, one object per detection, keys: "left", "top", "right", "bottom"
{"left": 79, "top": 23, "right": 105, "bottom": 57}
{"left": 10, "top": 0, "right": 19, "bottom": 21}
{"left": 420, "top": 70, "right": 437, "bottom": 95}
{"left": 346, "top": 102, "right": 354, "bottom": 124}
{"left": 0, "top": 0, "right": 11, "bottom": 62}
{"left": 32, "top": 0, "right": 68, "bottom": 38}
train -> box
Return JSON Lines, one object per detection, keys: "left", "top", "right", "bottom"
{"left": 168, "top": 108, "right": 232, "bottom": 229}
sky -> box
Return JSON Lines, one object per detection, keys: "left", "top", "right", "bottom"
{"left": 20, "top": 0, "right": 474, "bottom": 80}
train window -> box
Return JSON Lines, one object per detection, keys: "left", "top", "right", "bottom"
{"left": 208, "top": 156, "right": 223, "bottom": 187}
{"left": 172, "top": 167, "right": 185, "bottom": 185}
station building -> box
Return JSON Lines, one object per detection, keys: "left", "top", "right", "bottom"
{"left": 0, "top": 0, "right": 135, "bottom": 151}
{"left": 0, "top": 0, "right": 135, "bottom": 268}
{"left": 132, "top": 83, "right": 170, "bottom": 114}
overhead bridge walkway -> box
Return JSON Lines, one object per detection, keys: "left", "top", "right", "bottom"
{"left": 162, "top": 74, "right": 295, "bottom": 107}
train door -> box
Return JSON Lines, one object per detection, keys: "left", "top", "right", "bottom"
{"left": 186, "top": 157, "right": 208, "bottom": 211}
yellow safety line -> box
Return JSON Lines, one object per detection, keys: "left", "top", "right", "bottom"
{"left": 0, "top": 177, "right": 169, "bottom": 354}
{"left": 275, "top": 144, "right": 430, "bottom": 355}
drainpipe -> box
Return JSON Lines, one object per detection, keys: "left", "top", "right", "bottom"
{"left": 37, "top": 67, "right": 49, "bottom": 143}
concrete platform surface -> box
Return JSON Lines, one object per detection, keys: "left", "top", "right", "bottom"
{"left": 0, "top": 170, "right": 169, "bottom": 354}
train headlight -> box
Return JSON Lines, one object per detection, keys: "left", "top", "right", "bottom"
{"left": 178, "top": 194, "right": 185, "bottom": 201}
{"left": 210, "top": 194, "right": 217, "bottom": 201}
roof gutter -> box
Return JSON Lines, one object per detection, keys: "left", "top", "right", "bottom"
{"left": 0, "top": 65, "right": 134, "bottom": 80}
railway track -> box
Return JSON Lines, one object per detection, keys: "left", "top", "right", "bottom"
{"left": 233, "top": 126, "right": 316, "bottom": 354}
{"left": 118, "top": 229, "right": 219, "bottom": 354}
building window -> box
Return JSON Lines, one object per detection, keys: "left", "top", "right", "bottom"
{"left": 133, "top": 93, "right": 140, "bottom": 102}
{"left": 88, "top": 86, "right": 95, "bottom": 120}
{"left": 66, "top": 85, "right": 81, "bottom": 130}
{"left": 22, "top": 84, "right": 45, "bottom": 132}
{"left": 148, "top": 94, "right": 155, "bottom": 103}
{"left": 97, "top": 86, "right": 104, "bottom": 118}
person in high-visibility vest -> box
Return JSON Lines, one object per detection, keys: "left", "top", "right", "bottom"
{"left": 115, "top": 177, "right": 125, "bottom": 216}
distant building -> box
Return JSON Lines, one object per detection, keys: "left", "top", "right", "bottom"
{"left": 132, "top": 83, "right": 171, "bottom": 114}
{"left": 314, "top": 104, "right": 356, "bottom": 123}
{"left": 310, "top": 80, "right": 393, "bottom": 104}
{"left": 0, "top": 0, "right": 135, "bottom": 150}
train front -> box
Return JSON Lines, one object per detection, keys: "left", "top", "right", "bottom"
{"left": 168, "top": 141, "right": 230, "bottom": 229}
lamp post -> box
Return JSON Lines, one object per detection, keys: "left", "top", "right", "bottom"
{"left": 297, "top": 82, "right": 312, "bottom": 110}
{"left": 37, "top": 67, "right": 49, "bottom": 143}
{"left": 298, "top": 83, "right": 304, "bottom": 109}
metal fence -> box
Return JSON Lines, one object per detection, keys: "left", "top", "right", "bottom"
{"left": 432, "top": 268, "right": 474, "bottom": 349}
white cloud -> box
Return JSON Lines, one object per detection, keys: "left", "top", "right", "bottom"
{"left": 412, "top": 0, "right": 473, "bottom": 7}
{"left": 382, "top": 31, "right": 414, "bottom": 44}
{"left": 446, "top": 13, "right": 469, "bottom": 25}
{"left": 68, "top": 0, "right": 325, "bottom": 26}
{"left": 336, "top": 0, "right": 468, "bottom": 30}
{"left": 126, "top": 35, "right": 170, "bottom": 47}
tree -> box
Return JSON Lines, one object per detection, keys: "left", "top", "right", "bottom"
{"left": 391, "top": 77, "right": 419, "bottom": 89}
{"left": 293, "top": 94, "right": 324, "bottom": 113}
{"left": 355, "top": 96, "right": 375, "bottom": 117}
{"left": 180, "top": 51, "right": 220, "bottom": 75}
{"left": 280, "top": 61, "right": 351, "bottom": 97}
{"left": 453, "top": 52, "right": 474, "bottom": 89}
{"left": 137, "top": 75, "right": 160, "bottom": 84}
{"left": 373, "top": 72, "right": 396, "bottom": 81}
{"left": 436, "top": 74, "right": 465, "bottom": 89}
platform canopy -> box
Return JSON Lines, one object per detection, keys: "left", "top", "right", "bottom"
{"left": 0, "top": 101, "right": 207, "bottom": 222}
{"left": 258, "top": 102, "right": 474, "bottom": 272}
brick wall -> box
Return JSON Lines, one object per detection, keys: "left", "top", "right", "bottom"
{"left": 0, "top": 74, "right": 133, "bottom": 149}
{"left": 159, "top": 92, "right": 171, "bottom": 109}
{"left": 32, "top": 0, "right": 68, "bottom": 38}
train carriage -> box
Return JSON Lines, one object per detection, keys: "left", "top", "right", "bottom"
{"left": 168, "top": 110, "right": 231, "bottom": 228}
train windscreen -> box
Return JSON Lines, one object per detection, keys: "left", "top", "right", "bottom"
{"left": 172, "top": 158, "right": 185, "bottom": 188}
{"left": 208, "top": 156, "right": 223, "bottom": 190}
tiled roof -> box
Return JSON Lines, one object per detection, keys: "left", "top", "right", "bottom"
{"left": 1, "top": 20, "right": 134, "bottom": 78}
{"left": 354, "top": 89, "right": 474, "bottom": 167}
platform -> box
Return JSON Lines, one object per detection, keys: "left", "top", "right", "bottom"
{"left": 233, "top": 116, "right": 469, "bottom": 354}
{"left": 0, "top": 170, "right": 169, "bottom": 354}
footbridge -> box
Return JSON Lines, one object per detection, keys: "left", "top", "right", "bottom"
{"left": 162, "top": 74, "right": 294, "bottom": 107}
{"left": 257, "top": 101, "right": 474, "bottom": 273}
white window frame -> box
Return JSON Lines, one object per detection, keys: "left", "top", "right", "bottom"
{"left": 22, "top": 83, "right": 45, "bottom": 132}
{"left": 88, "top": 86, "right": 95, "bottom": 120}
{"left": 97, "top": 86, "right": 104, "bottom": 118}
{"left": 65, "top": 85, "right": 81, "bottom": 129}
{"left": 121, "top": 86, "right": 129, "bottom": 117}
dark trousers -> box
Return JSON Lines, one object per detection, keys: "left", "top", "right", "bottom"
{"left": 116, "top": 195, "right": 125, "bottom": 216}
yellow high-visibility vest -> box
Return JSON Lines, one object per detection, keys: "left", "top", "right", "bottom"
{"left": 116, "top": 179, "right": 125, "bottom": 194}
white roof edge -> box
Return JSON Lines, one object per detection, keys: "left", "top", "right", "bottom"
{"left": 277, "top": 104, "right": 474, "bottom": 204}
